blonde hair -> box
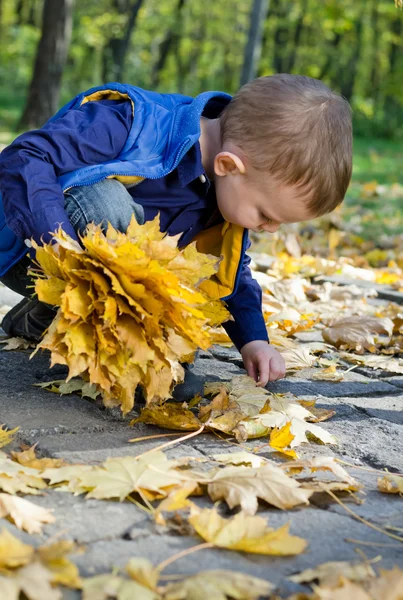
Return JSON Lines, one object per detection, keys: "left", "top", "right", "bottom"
{"left": 220, "top": 74, "right": 352, "bottom": 216}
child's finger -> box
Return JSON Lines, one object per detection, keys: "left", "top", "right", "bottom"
{"left": 257, "top": 357, "right": 270, "bottom": 386}
{"left": 246, "top": 361, "right": 259, "bottom": 382}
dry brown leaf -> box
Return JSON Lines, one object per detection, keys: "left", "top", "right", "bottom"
{"left": 322, "top": 316, "right": 394, "bottom": 352}
{"left": 207, "top": 462, "right": 312, "bottom": 514}
{"left": 189, "top": 507, "right": 307, "bottom": 555}
{"left": 0, "top": 494, "right": 55, "bottom": 534}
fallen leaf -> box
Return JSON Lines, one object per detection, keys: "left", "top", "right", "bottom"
{"left": 34, "top": 378, "right": 101, "bottom": 400}
{"left": 315, "top": 578, "right": 372, "bottom": 600}
{"left": 289, "top": 560, "right": 375, "bottom": 587}
{"left": 269, "top": 422, "right": 297, "bottom": 459}
{"left": 189, "top": 507, "right": 307, "bottom": 555}
{"left": 162, "top": 569, "right": 274, "bottom": 599}
{"left": 322, "top": 316, "right": 394, "bottom": 352}
{"left": 11, "top": 444, "right": 67, "bottom": 470}
{"left": 82, "top": 574, "right": 160, "bottom": 600}
{"left": 133, "top": 403, "right": 202, "bottom": 431}
{"left": 0, "top": 528, "right": 34, "bottom": 572}
{"left": 311, "top": 365, "right": 344, "bottom": 382}
{"left": 43, "top": 451, "right": 184, "bottom": 501}
{"left": 378, "top": 474, "right": 403, "bottom": 494}
{"left": 0, "top": 494, "right": 55, "bottom": 534}
{"left": 38, "top": 540, "right": 82, "bottom": 589}
{"left": 0, "top": 562, "right": 62, "bottom": 600}
{"left": 340, "top": 352, "right": 403, "bottom": 374}
{"left": 0, "top": 425, "right": 19, "bottom": 449}
{"left": 211, "top": 451, "right": 266, "bottom": 468}
{"left": 0, "top": 452, "right": 47, "bottom": 495}
{"left": 368, "top": 567, "right": 403, "bottom": 600}
{"left": 0, "top": 337, "right": 35, "bottom": 351}
{"left": 282, "top": 347, "right": 316, "bottom": 370}
{"left": 207, "top": 463, "right": 312, "bottom": 514}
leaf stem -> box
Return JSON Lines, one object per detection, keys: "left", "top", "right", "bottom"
{"left": 155, "top": 542, "right": 215, "bottom": 573}
{"left": 134, "top": 424, "right": 205, "bottom": 460}
{"left": 325, "top": 487, "right": 403, "bottom": 543}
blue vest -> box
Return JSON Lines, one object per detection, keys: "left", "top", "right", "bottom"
{"left": 0, "top": 83, "right": 248, "bottom": 300}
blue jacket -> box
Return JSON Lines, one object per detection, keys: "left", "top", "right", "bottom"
{"left": 0, "top": 83, "right": 269, "bottom": 349}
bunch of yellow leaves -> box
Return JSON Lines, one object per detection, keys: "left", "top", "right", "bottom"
{"left": 31, "top": 216, "right": 229, "bottom": 413}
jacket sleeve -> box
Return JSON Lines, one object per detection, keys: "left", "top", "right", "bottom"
{"left": 222, "top": 241, "right": 269, "bottom": 351}
{"left": 0, "top": 100, "right": 132, "bottom": 245}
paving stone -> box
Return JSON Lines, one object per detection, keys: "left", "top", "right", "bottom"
{"left": 34, "top": 491, "right": 146, "bottom": 544}
{"left": 266, "top": 373, "right": 398, "bottom": 398}
{"left": 72, "top": 507, "right": 402, "bottom": 595}
{"left": 191, "top": 356, "right": 245, "bottom": 381}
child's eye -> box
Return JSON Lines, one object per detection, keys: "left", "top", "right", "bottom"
{"left": 260, "top": 213, "right": 273, "bottom": 224}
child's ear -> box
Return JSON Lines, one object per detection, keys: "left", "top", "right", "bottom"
{"left": 214, "top": 152, "right": 246, "bottom": 177}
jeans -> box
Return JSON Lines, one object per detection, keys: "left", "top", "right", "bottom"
{"left": 0, "top": 179, "right": 145, "bottom": 296}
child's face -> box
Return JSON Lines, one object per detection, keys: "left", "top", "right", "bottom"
{"left": 215, "top": 169, "right": 314, "bottom": 233}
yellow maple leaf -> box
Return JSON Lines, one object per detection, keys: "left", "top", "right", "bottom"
{"left": 11, "top": 444, "right": 67, "bottom": 471}
{"left": 0, "top": 494, "right": 55, "bottom": 534}
{"left": 0, "top": 424, "right": 19, "bottom": 449}
{"left": 132, "top": 403, "right": 202, "bottom": 431}
{"left": 269, "top": 422, "right": 297, "bottom": 458}
{"left": 38, "top": 541, "right": 81, "bottom": 589}
{"left": 32, "top": 216, "right": 229, "bottom": 413}
{"left": 189, "top": 507, "right": 307, "bottom": 555}
{"left": 207, "top": 462, "right": 312, "bottom": 514}
{"left": 162, "top": 569, "right": 273, "bottom": 599}
{"left": 0, "top": 528, "right": 34, "bottom": 572}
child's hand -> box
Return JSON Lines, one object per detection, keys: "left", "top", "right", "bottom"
{"left": 240, "top": 340, "right": 286, "bottom": 386}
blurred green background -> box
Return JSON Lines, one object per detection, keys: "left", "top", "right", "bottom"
{"left": 0, "top": 0, "right": 402, "bottom": 240}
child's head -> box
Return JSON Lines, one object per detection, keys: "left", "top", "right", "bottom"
{"left": 213, "top": 74, "right": 352, "bottom": 233}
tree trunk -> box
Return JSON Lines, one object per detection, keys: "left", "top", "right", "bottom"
{"left": 272, "top": 0, "right": 288, "bottom": 73}
{"left": 102, "top": 0, "right": 144, "bottom": 82}
{"left": 284, "top": 0, "right": 308, "bottom": 73}
{"left": 339, "top": 20, "right": 363, "bottom": 102}
{"left": 18, "top": 0, "right": 74, "bottom": 130}
{"left": 151, "top": 0, "right": 186, "bottom": 88}
{"left": 240, "top": 0, "right": 270, "bottom": 85}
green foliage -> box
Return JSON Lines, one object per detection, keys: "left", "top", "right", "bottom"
{"left": 0, "top": 0, "right": 402, "bottom": 137}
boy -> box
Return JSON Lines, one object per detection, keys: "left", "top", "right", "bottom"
{"left": 0, "top": 74, "right": 352, "bottom": 400}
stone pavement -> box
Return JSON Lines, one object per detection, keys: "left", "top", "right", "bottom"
{"left": 0, "top": 285, "right": 402, "bottom": 598}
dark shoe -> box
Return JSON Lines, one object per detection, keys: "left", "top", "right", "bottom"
{"left": 1, "top": 297, "right": 57, "bottom": 343}
{"left": 171, "top": 366, "right": 205, "bottom": 403}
